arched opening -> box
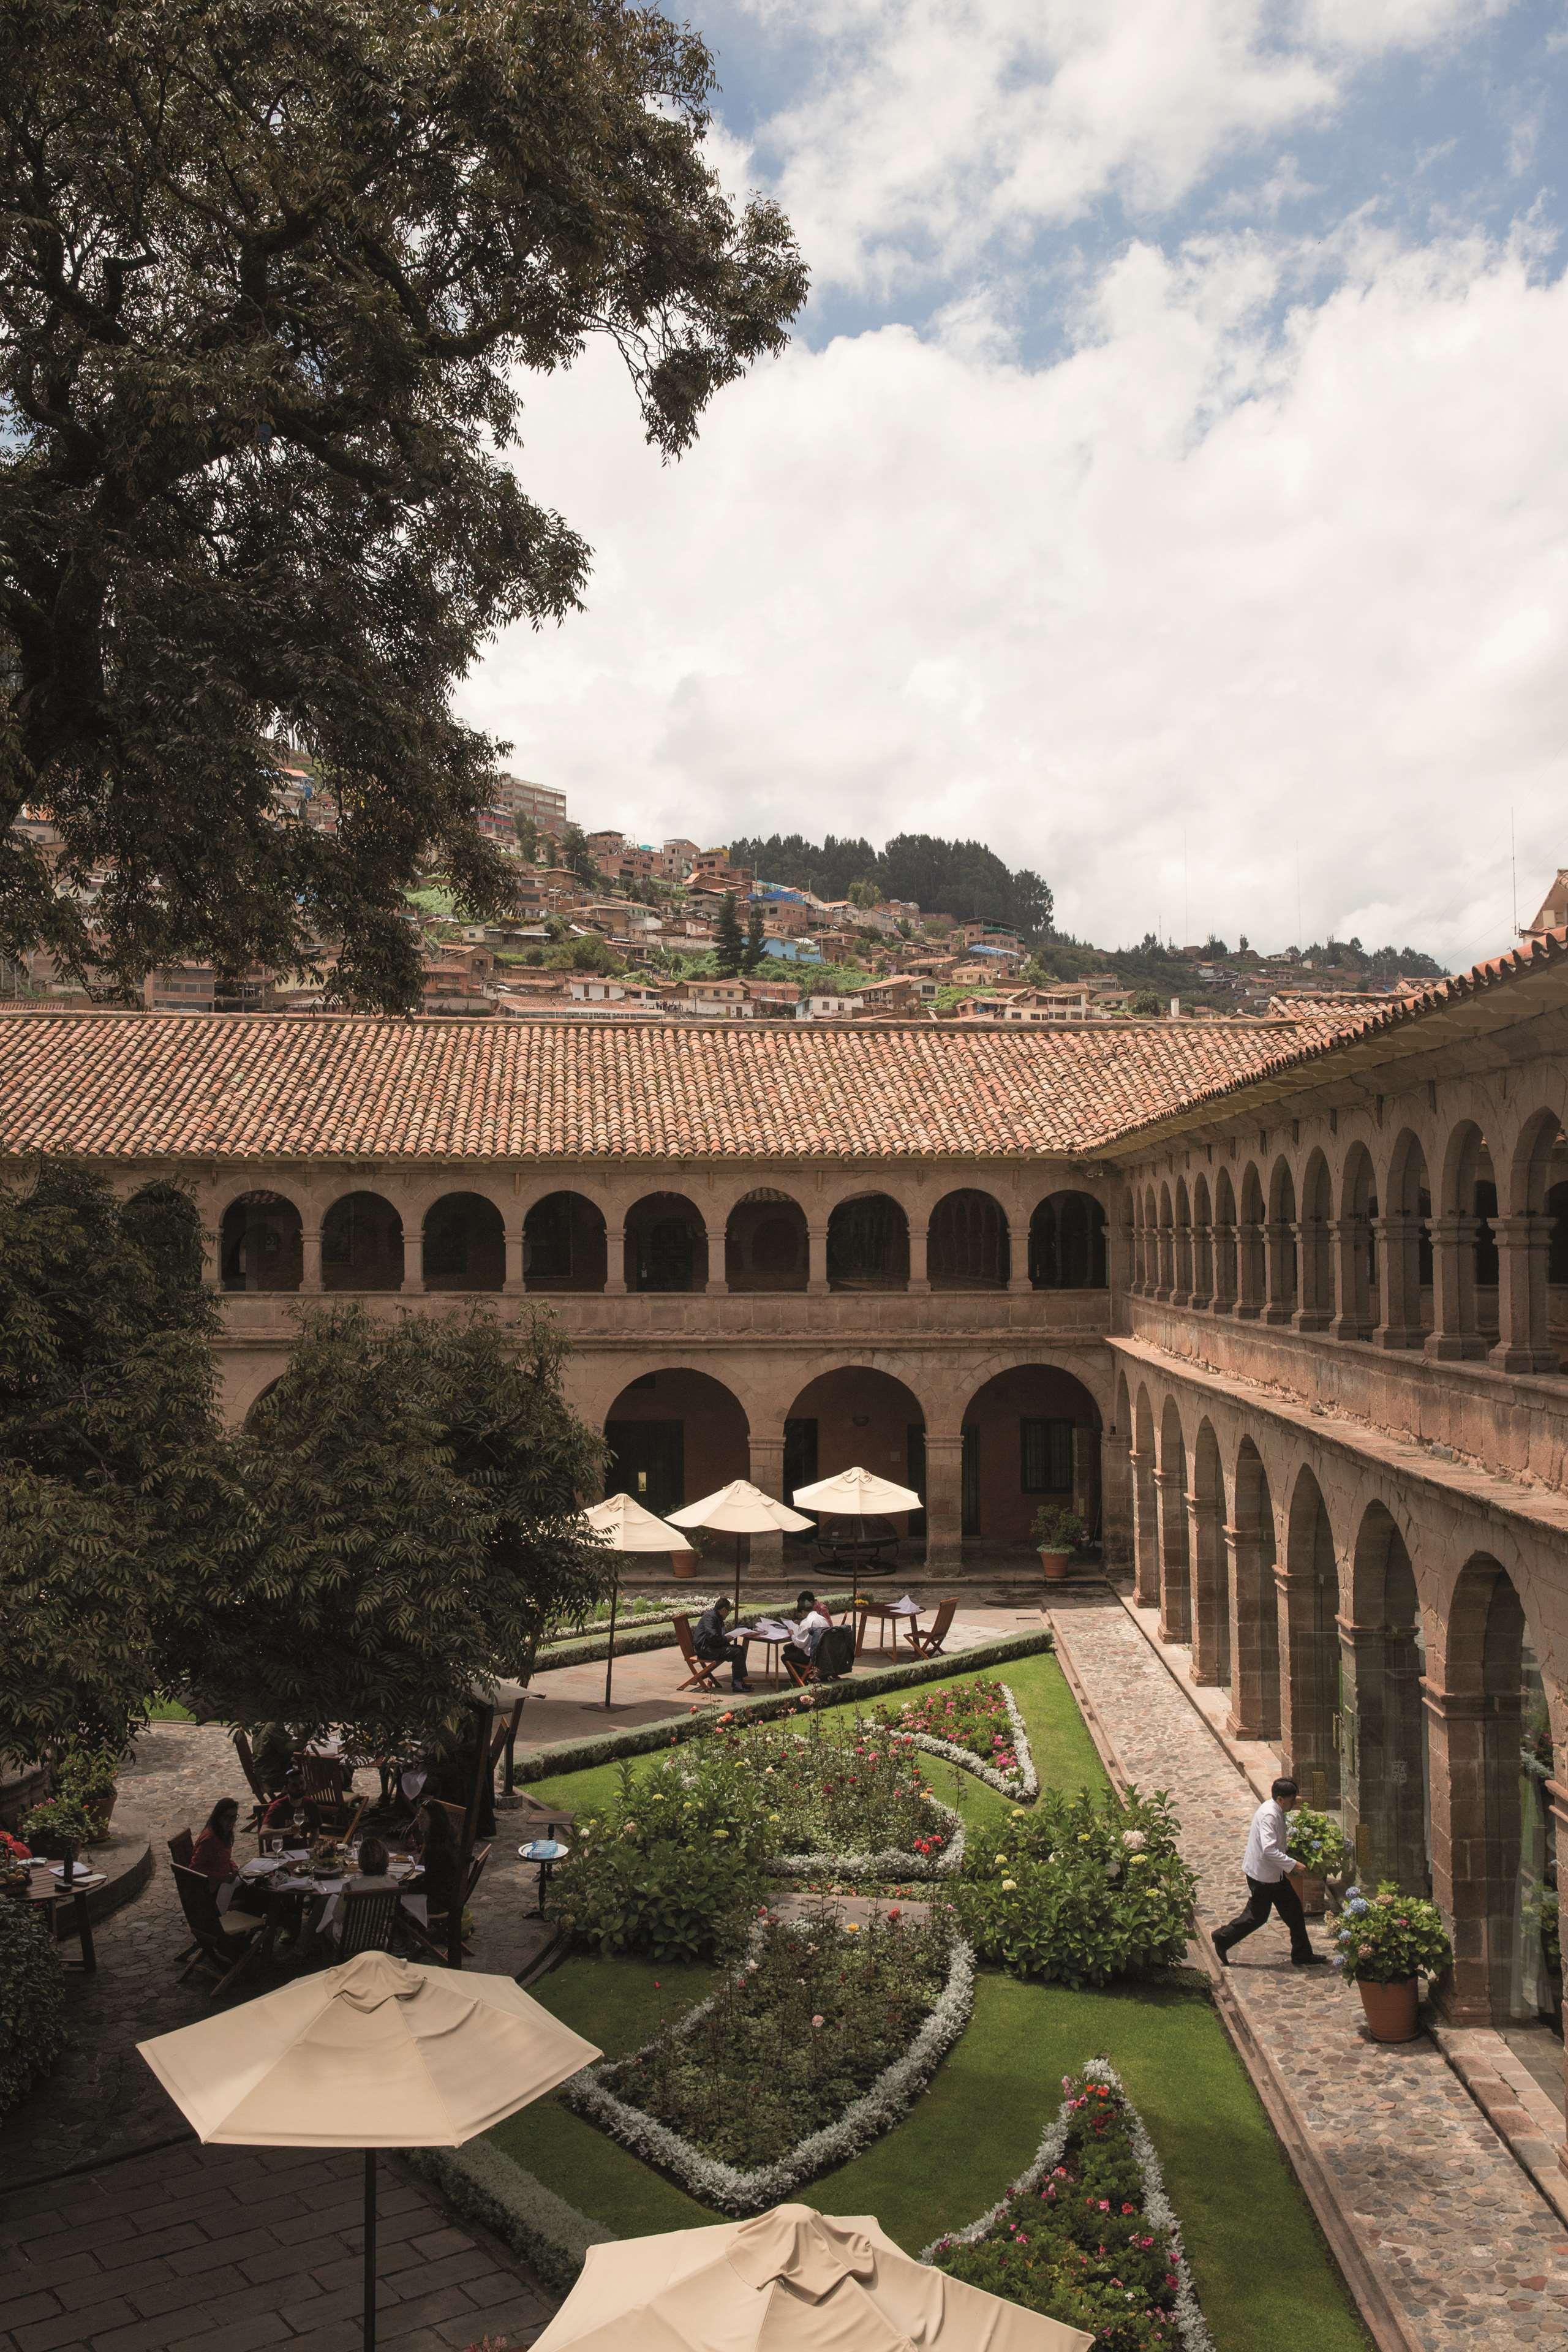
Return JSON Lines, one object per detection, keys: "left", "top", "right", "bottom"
{"left": 785, "top": 1366, "right": 927, "bottom": 1552}
{"left": 603, "top": 1368, "right": 748, "bottom": 1519}
{"left": 1191, "top": 1175, "right": 1213, "bottom": 1310}
{"left": 1156, "top": 1396, "right": 1190, "bottom": 1645}
{"left": 422, "top": 1192, "right": 505, "bottom": 1291}
{"left": 1438, "top": 1556, "right": 1558, "bottom": 2026}
{"left": 1141, "top": 1185, "right": 1159, "bottom": 1295}
{"left": 1265, "top": 1158, "right": 1298, "bottom": 1325}
{"left": 1172, "top": 1180, "right": 1193, "bottom": 1306}
{"left": 321, "top": 1191, "right": 403, "bottom": 1291}
{"left": 1156, "top": 1183, "right": 1174, "bottom": 1301}
{"left": 1212, "top": 1167, "right": 1238, "bottom": 1314}
{"left": 625, "top": 1193, "right": 708, "bottom": 1293}
{"left": 725, "top": 1189, "right": 808, "bottom": 1292}
{"left": 1283, "top": 1469, "right": 1340, "bottom": 1805}
{"left": 1336, "top": 1143, "right": 1379, "bottom": 1340}
{"left": 1237, "top": 1165, "right": 1265, "bottom": 1317}
{"left": 221, "top": 1190, "right": 303, "bottom": 1292}
{"left": 1297, "top": 1151, "right": 1333, "bottom": 1331}
{"left": 1378, "top": 1130, "right": 1432, "bottom": 1348}
{"left": 1189, "top": 1419, "right": 1229, "bottom": 1688}
{"left": 1505, "top": 1110, "right": 1568, "bottom": 1370}
{"left": 524, "top": 1191, "right": 608, "bottom": 1291}
{"left": 1347, "top": 1504, "right": 1428, "bottom": 1895}
{"left": 826, "top": 1194, "right": 909, "bottom": 1291}
{"left": 928, "top": 1189, "right": 1009, "bottom": 1288}
{"left": 1229, "top": 1440, "right": 1280, "bottom": 1740}
{"left": 959, "top": 1364, "right": 1101, "bottom": 1552}
{"left": 1029, "top": 1191, "right": 1107, "bottom": 1289}
{"left": 242, "top": 1378, "right": 281, "bottom": 1427}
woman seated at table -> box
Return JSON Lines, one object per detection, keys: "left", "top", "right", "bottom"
{"left": 190, "top": 1798, "right": 242, "bottom": 1887}
{"left": 782, "top": 1590, "right": 832, "bottom": 1678}
{"left": 408, "top": 1802, "right": 461, "bottom": 1929}
{"left": 352, "top": 1834, "right": 399, "bottom": 1892}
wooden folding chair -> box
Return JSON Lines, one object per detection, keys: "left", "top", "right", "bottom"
{"left": 341, "top": 1795, "right": 369, "bottom": 1848}
{"left": 295, "top": 1752, "right": 350, "bottom": 1831}
{"left": 329, "top": 1885, "right": 401, "bottom": 1963}
{"left": 907, "top": 1599, "right": 956, "bottom": 1657}
{"left": 170, "top": 1865, "right": 262, "bottom": 1999}
{"left": 398, "top": 1841, "right": 490, "bottom": 1966}
{"left": 167, "top": 1829, "right": 198, "bottom": 1959}
{"left": 673, "top": 1615, "right": 722, "bottom": 1693}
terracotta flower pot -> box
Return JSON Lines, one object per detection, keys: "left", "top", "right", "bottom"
{"left": 1039, "top": 1548, "right": 1072, "bottom": 1583}
{"left": 1357, "top": 1977, "right": 1420, "bottom": 2043}
{"left": 669, "top": 1550, "right": 696, "bottom": 1580}
{"left": 83, "top": 1787, "right": 118, "bottom": 1844}
{"left": 1295, "top": 1871, "right": 1326, "bottom": 1918}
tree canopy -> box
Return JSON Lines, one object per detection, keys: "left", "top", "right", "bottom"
{"left": 0, "top": 0, "right": 805, "bottom": 1009}
{"left": 729, "top": 831, "right": 1054, "bottom": 938}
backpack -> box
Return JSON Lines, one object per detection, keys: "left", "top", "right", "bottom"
{"left": 813, "top": 1624, "right": 856, "bottom": 1681}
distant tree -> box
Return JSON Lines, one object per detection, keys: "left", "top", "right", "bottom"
{"left": 559, "top": 824, "right": 600, "bottom": 888}
{"left": 513, "top": 815, "right": 541, "bottom": 863}
{"left": 847, "top": 878, "right": 881, "bottom": 909}
{"left": 1131, "top": 989, "right": 1163, "bottom": 1016}
{"left": 1202, "top": 935, "right": 1229, "bottom": 957}
{"left": 1238, "top": 935, "right": 1250, "bottom": 953}
{"left": 742, "top": 906, "right": 766, "bottom": 973}
{"left": 0, "top": 0, "right": 806, "bottom": 1010}
{"left": 714, "top": 892, "right": 745, "bottom": 976}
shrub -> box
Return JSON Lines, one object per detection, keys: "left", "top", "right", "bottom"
{"left": 551, "top": 1756, "right": 768, "bottom": 1962}
{"left": 1329, "top": 1884, "right": 1453, "bottom": 1985}
{"left": 954, "top": 1789, "right": 1195, "bottom": 1987}
{"left": 883, "top": 1678, "right": 1024, "bottom": 1785}
{"left": 1286, "top": 1806, "right": 1351, "bottom": 1880}
{"left": 21, "top": 1795, "right": 96, "bottom": 1856}
{"left": 0, "top": 1900, "right": 68, "bottom": 2113}
{"left": 1031, "top": 1504, "right": 1087, "bottom": 1551}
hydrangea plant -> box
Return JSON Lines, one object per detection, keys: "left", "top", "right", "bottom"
{"left": 1328, "top": 1884, "right": 1453, "bottom": 1985}
{"left": 1286, "top": 1806, "right": 1351, "bottom": 1880}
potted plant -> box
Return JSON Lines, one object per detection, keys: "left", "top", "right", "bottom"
{"left": 1329, "top": 1882, "right": 1453, "bottom": 2042}
{"left": 1031, "top": 1504, "right": 1086, "bottom": 1583}
{"left": 1286, "top": 1804, "right": 1352, "bottom": 1917}
{"left": 55, "top": 1742, "right": 122, "bottom": 1843}
{"left": 20, "top": 1796, "right": 96, "bottom": 1885}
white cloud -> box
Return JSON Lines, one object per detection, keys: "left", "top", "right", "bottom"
{"left": 467, "top": 222, "right": 1568, "bottom": 968}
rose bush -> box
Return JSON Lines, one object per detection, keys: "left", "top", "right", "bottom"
{"left": 954, "top": 1790, "right": 1195, "bottom": 1987}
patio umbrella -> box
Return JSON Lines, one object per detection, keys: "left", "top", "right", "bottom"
{"left": 584, "top": 1492, "right": 695, "bottom": 1708}
{"left": 138, "top": 1950, "right": 600, "bottom": 2352}
{"left": 530, "top": 2200, "right": 1093, "bottom": 2351}
{"left": 668, "top": 1479, "right": 814, "bottom": 1615}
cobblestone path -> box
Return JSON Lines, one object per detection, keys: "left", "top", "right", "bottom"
{"left": 1049, "top": 1590, "right": 1568, "bottom": 2351}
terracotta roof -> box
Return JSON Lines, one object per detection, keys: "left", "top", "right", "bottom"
{"left": 0, "top": 1009, "right": 1328, "bottom": 1164}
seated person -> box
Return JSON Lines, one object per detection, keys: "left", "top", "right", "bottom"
{"left": 189, "top": 1798, "right": 241, "bottom": 1887}
{"left": 408, "top": 1801, "right": 462, "bottom": 1929}
{"left": 352, "top": 1833, "right": 399, "bottom": 1891}
{"left": 260, "top": 1771, "right": 318, "bottom": 1836}
{"left": 252, "top": 1721, "right": 298, "bottom": 1793}
{"left": 783, "top": 1589, "right": 832, "bottom": 1678}
{"left": 693, "top": 1595, "right": 753, "bottom": 1692}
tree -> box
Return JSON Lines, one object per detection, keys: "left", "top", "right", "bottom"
{"left": 559, "top": 823, "right": 601, "bottom": 889}
{"left": 186, "top": 1306, "right": 610, "bottom": 1748}
{"left": 1131, "top": 989, "right": 1163, "bottom": 1016}
{"left": 0, "top": 1167, "right": 221, "bottom": 1762}
{"left": 714, "top": 892, "right": 745, "bottom": 976}
{"left": 742, "top": 906, "right": 766, "bottom": 973}
{"left": 513, "top": 814, "right": 541, "bottom": 864}
{"left": 0, "top": 0, "right": 807, "bottom": 1010}
{"left": 846, "top": 878, "right": 881, "bottom": 910}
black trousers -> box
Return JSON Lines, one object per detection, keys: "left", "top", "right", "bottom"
{"left": 1213, "top": 1872, "right": 1313, "bottom": 1961}
{"left": 697, "top": 1640, "right": 749, "bottom": 1689}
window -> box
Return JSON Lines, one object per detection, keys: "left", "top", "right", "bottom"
{"left": 1020, "top": 1417, "right": 1074, "bottom": 1493}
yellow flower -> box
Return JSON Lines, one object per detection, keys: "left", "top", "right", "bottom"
{"left": 845, "top": 1922, "right": 861, "bottom": 1932}
{"left": 1001, "top": 1878, "right": 1017, "bottom": 1891}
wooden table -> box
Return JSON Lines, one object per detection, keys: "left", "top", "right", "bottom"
{"left": 853, "top": 1598, "right": 922, "bottom": 1656}
{"left": 27, "top": 1863, "right": 102, "bottom": 1972}
{"left": 737, "top": 1619, "right": 797, "bottom": 1681}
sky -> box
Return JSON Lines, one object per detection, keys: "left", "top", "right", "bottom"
{"left": 459, "top": 1, "right": 1568, "bottom": 969}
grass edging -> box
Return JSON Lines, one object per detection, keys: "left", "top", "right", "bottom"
{"left": 403, "top": 2137, "right": 615, "bottom": 2291}
{"left": 537, "top": 1590, "right": 859, "bottom": 1673}
{"left": 516, "top": 1630, "right": 1054, "bottom": 1781}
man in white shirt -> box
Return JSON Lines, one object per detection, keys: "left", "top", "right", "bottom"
{"left": 1212, "top": 1776, "right": 1324, "bottom": 1967}
{"left": 782, "top": 1589, "right": 832, "bottom": 1678}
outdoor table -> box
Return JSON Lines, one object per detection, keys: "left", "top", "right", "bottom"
{"left": 854, "top": 1596, "right": 922, "bottom": 1655}
{"left": 27, "top": 1858, "right": 102, "bottom": 1972}
{"left": 738, "top": 1618, "right": 797, "bottom": 1680}
{"left": 519, "top": 1838, "right": 569, "bottom": 1916}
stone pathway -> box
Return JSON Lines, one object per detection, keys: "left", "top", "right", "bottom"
{"left": 1049, "top": 1589, "right": 1568, "bottom": 2352}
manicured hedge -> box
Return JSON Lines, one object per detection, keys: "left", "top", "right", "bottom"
{"left": 536, "top": 1589, "right": 859, "bottom": 1673}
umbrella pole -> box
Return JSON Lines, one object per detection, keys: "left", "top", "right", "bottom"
{"left": 733, "top": 1533, "right": 742, "bottom": 1618}
{"left": 603, "top": 1570, "right": 619, "bottom": 1711}
{"left": 363, "top": 2149, "right": 377, "bottom": 2351}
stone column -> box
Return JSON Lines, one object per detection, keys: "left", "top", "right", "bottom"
{"left": 908, "top": 1218, "right": 930, "bottom": 1295}
{"left": 1327, "top": 1218, "right": 1368, "bottom": 1341}
{"left": 1186, "top": 1489, "right": 1227, "bottom": 1686}
{"left": 807, "top": 1222, "right": 829, "bottom": 1296}
{"left": 1008, "top": 1205, "right": 1032, "bottom": 1292}
{"left": 1154, "top": 1224, "right": 1173, "bottom": 1302}
{"left": 1211, "top": 1223, "right": 1237, "bottom": 1314}
{"left": 300, "top": 1225, "right": 323, "bottom": 1294}
{"left": 1425, "top": 1215, "right": 1481, "bottom": 1359}
{"left": 1490, "top": 1214, "right": 1556, "bottom": 1373}
{"left": 1371, "top": 1213, "right": 1421, "bottom": 1349}
{"left": 1189, "top": 1229, "right": 1212, "bottom": 1313}
{"left": 1129, "top": 1449, "right": 1159, "bottom": 1607}
{"left": 1169, "top": 1227, "right": 1192, "bottom": 1308}
{"left": 923, "top": 1433, "right": 964, "bottom": 1570}
{"left": 1292, "top": 1221, "right": 1332, "bottom": 1333}
{"left": 1275, "top": 1567, "right": 1340, "bottom": 1806}
{"left": 748, "top": 1432, "right": 787, "bottom": 1569}
{"left": 1423, "top": 1682, "right": 1521, "bottom": 2024}
{"left": 503, "top": 1229, "right": 526, "bottom": 1295}
{"left": 604, "top": 1221, "right": 627, "bottom": 1297}
{"left": 1100, "top": 1428, "right": 1133, "bottom": 1573}
{"left": 399, "top": 1224, "right": 421, "bottom": 1293}
{"left": 1341, "top": 1615, "right": 1427, "bottom": 1891}
{"left": 1262, "top": 1221, "right": 1295, "bottom": 1325}
{"left": 1234, "top": 1220, "right": 1264, "bottom": 1318}
{"left": 1223, "top": 1517, "right": 1273, "bottom": 1739}
{"left": 1153, "top": 1466, "right": 1191, "bottom": 1645}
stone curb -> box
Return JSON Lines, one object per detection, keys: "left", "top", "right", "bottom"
{"left": 1431, "top": 2026, "right": 1568, "bottom": 2232}
{"left": 1047, "top": 1603, "right": 1427, "bottom": 2352}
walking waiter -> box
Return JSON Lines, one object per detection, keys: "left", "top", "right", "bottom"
{"left": 1212, "top": 1775, "right": 1325, "bottom": 1967}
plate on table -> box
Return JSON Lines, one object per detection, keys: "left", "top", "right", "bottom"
{"left": 242, "top": 1856, "right": 284, "bottom": 1878}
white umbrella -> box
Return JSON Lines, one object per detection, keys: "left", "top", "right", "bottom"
{"left": 791, "top": 1466, "right": 923, "bottom": 1516}
{"left": 668, "top": 1479, "right": 814, "bottom": 1613}
{"left": 140, "top": 1951, "right": 600, "bottom": 2351}
{"left": 531, "top": 2200, "right": 1093, "bottom": 2351}
{"left": 584, "top": 1493, "right": 695, "bottom": 1708}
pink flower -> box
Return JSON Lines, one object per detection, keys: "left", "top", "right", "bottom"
{"left": 811, "top": 2014, "right": 825, "bottom": 2027}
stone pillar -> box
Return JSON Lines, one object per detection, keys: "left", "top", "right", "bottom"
{"left": 807, "top": 1222, "right": 829, "bottom": 1296}
{"left": 399, "top": 1224, "right": 420, "bottom": 1293}
{"left": 908, "top": 1218, "right": 930, "bottom": 1295}
{"left": 1292, "top": 1221, "right": 1332, "bottom": 1332}
{"left": 1223, "top": 1517, "right": 1274, "bottom": 1739}
{"left": 748, "top": 1432, "right": 788, "bottom": 1568}
{"left": 1100, "top": 1428, "right": 1133, "bottom": 1572}
{"left": 1424, "top": 1681, "right": 1521, "bottom": 2024}
{"left": 1275, "top": 1568, "right": 1340, "bottom": 1806}
{"left": 1234, "top": 1220, "right": 1264, "bottom": 1318}
{"left": 604, "top": 1221, "right": 627, "bottom": 1297}
{"left": 1008, "top": 1206, "right": 1032, "bottom": 1292}
{"left": 1189, "top": 1229, "right": 1212, "bottom": 1313}
{"left": 503, "top": 1229, "right": 526, "bottom": 1295}
{"left": 1490, "top": 1214, "right": 1556, "bottom": 1373}
{"left": 1262, "top": 1221, "right": 1295, "bottom": 1325}
{"left": 1327, "top": 1218, "right": 1369, "bottom": 1341}
{"left": 1425, "top": 1215, "right": 1481, "bottom": 1359}
{"left": 1186, "top": 1489, "right": 1227, "bottom": 1686}
{"left": 923, "top": 1433, "right": 964, "bottom": 1570}
{"left": 200, "top": 1223, "right": 221, "bottom": 1291}
{"left": 1153, "top": 1466, "right": 1191, "bottom": 1645}
{"left": 1371, "top": 1213, "right": 1421, "bottom": 1349}
{"left": 1154, "top": 1224, "right": 1173, "bottom": 1302}
{"left": 1341, "top": 1616, "right": 1427, "bottom": 1891}
{"left": 1211, "top": 1223, "right": 1236, "bottom": 1314}
{"left": 1169, "top": 1226, "right": 1192, "bottom": 1308}
{"left": 1129, "top": 1449, "right": 1159, "bottom": 1607}
{"left": 300, "top": 1226, "right": 323, "bottom": 1294}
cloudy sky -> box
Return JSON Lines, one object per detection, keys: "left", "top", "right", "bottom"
{"left": 462, "top": 1, "right": 1568, "bottom": 967}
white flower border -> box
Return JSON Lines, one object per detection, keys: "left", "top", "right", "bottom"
{"left": 767, "top": 1797, "right": 965, "bottom": 1881}
{"left": 564, "top": 1919, "right": 977, "bottom": 2215}
{"left": 895, "top": 1681, "right": 1038, "bottom": 1801}
{"left": 918, "top": 2056, "right": 1216, "bottom": 2352}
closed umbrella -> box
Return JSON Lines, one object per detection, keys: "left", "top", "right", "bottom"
{"left": 530, "top": 2200, "right": 1093, "bottom": 2351}
{"left": 139, "top": 1950, "right": 600, "bottom": 2351}
{"left": 668, "top": 1478, "right": 814, "bottom": 1615}
{"left": 584, "top": 1492, "right": 695, "bottom": 1708}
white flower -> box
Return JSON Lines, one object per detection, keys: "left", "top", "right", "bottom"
{"left": 1121, "top": 1829, "right": 1147, "bottom": 1850}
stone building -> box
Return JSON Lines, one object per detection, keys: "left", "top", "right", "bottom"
{"left": 2, "top": 935, "right": 1566, "bottom": 2128}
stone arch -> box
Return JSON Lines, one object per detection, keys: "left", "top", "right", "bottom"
{"left": 603, "top": 1366, "right": 748, "bottom": 1517}
{"left": 422, "top": 1191, "right": 505, "bottom": 1291}
{"left": 1336, "top": 1141, "right": 1379, "bottom": 1340}
{"left": 1172, "top": 1178, "right": 1194, "bottom": 1305}
{"left": 959, "top": 1363, "right": 1102, "bottom": 1551}
{"left": 1228, "top": 1438, "right": 1280, "bottom": 1740}
{"left": 1345, "top": 1501, "right": 1428, "bottom": 1893}
{"left": 928, "top": 1188, "right": 1009, "bottom": 1289}
{"left": 1297, "top": 1148, "right": 1333, "bottom": 1331}
{"left": 1265, "top": 1155, "right": 1298, "bottom": 1325}
{"left": 1237, "top": 1162, "right": 1266, "bottom": 1317}
{"left": 826, "top": 1193, "right": 910, "bottom": 1291}
{"left": 1156, "top": 1181, "right": 1174, "bottom": 1300}
{"left": 1141, "top": 1183, "right": 1159, "bottom": 1295}
{"left": 1379, "top": 1128, "right": 1433, "bottom": 1348}
{"left": 1212, "top": 1165, "right": 1238, "bottom": 1313}
{"left": 1189, "top": 1417, "right": 1229, "bottom": 1689}
{"left": 322, "top": 1190, "right": 404, "bottom": 1291}
{"left": 220, "top": 1188, "right": 303, "bottom": 1292}
{"left": 1156, "top": 1394, "right": 1191, "bottom": 1645}
{"left": 725, "top": 1187, "right": 809, "bottom": 1292}
{"left": 785, "top": 1364, "right": 928, "bottom": 1552}
{"left": 524, "top": 1190, "right": 608, "bottom": 1292}
{"left": 1281, "top": 1466, "right": 1341, "bottom": 1804}
{"left": 1029, "top": 1189, "right": 1107, "bottom": 1289}
{"left": 1496, "top": 1106, "right": 1568, "bottom": 1370}
{"left": 624, "top": 1191, "right": 709, "bottom": 1293}
{"left": 1191, "top": 1174, "right": 1214, "bottom": 1309}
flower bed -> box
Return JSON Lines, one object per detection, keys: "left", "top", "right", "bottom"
{"left": 924, "top": 2058, "right": 1214, "bottom": 2352}
{"left": 880, "top": 1676, "right": 1038, "bottom": 1800}
{"left": 565, "top": 1908, "right": 975, "bottom": 2213}
{"left": 955, "top": 1789, "right": 1196, "bottom": 1987}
